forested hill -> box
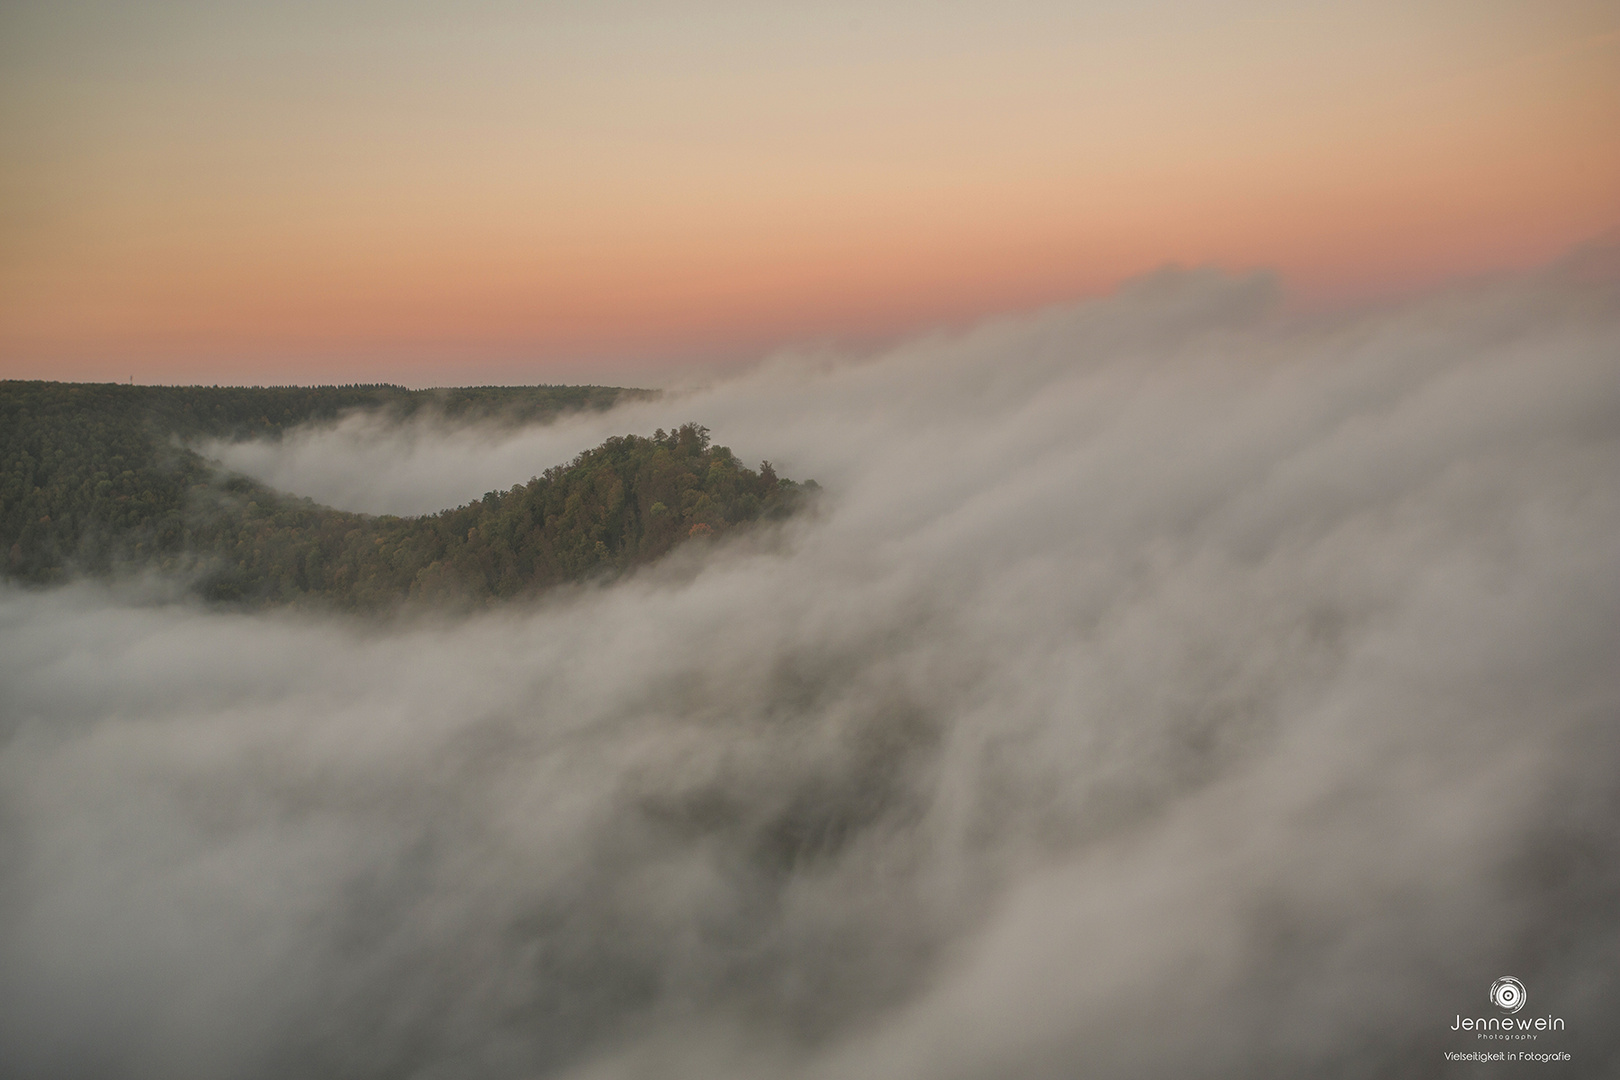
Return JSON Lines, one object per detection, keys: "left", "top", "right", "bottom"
{"left": 2, "top": 381, "right": 649, "bottom": 441}
{"left": 1, "top": 381, "right": 813, "bottom": 608}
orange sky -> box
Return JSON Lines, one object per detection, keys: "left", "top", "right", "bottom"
{"left": 2, "top": 0, "right": 1617, "bottom": 385}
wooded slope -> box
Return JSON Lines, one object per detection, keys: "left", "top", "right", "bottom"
{"left": 1, "top": 381, "right": 810, "bottom": 608}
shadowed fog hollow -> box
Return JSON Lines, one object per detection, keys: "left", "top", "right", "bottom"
{"left": 2, "top": 261, "right": 1617, "bottom": 1078}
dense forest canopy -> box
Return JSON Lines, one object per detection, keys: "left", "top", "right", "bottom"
{"left": 1, "top": 381, "right": 812, "bottom": 608}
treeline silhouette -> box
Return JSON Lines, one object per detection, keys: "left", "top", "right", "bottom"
{"left": 2, "top": 381, "right": 812, "bottom": 608}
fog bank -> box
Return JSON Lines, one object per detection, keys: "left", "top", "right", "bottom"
{"left": 4, "top": 260, "right": 1618, "bottom": 1078}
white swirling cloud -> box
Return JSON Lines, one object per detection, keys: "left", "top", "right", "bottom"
{"left": 2, "top": 255, "right": 1616, "bottom": 1078}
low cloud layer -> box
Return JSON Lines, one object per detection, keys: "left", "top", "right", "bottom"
{"left": 4, "top": 259, "right": 1618, "bottom": 1078}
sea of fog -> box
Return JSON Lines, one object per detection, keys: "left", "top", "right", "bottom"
{"left": 2, "top": 258, "right": 1617, "bottom": 1078}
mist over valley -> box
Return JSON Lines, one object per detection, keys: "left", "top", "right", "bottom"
{"left": 2, "top": 260, "right": 1617, "bottom": 1077}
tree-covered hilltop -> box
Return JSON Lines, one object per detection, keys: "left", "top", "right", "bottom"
{"left": 1, "top": 381, "right": 814, "bottom": 608}
{"left": 1, "top": 380, "right": 650, "bottom": 584}
{"left": 192, "top": 425, "right": 812, "bottom": 607}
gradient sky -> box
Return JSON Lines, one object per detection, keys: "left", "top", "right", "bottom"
{"left": 2, "top": 0, "right": 1617, "bottom": 385}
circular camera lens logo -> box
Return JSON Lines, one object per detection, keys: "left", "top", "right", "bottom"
{"left": 1490, "top": 976, "right": 1527, "bottom": 1013}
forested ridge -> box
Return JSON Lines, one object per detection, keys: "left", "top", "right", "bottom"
{"left": 1, "top": 381, "right": 813, "bottom": 608}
